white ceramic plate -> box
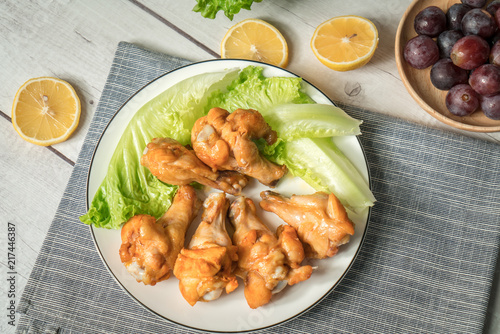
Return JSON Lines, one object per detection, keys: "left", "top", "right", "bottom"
{"left": 87, "top": 59, "right": 371, "bottom": 333}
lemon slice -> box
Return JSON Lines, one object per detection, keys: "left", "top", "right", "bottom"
{"left": 12, "top": 77, "right": 81, "bottom": 146}
{"left": 311, "top": 16, "right": 379, "bottom": 72}
{"left": 221, "top": 18, "right": 289, "bottom": 67}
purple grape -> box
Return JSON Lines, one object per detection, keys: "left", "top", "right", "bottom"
{"left": 437, "top": 30, "right": 464, "bottom": 58}
{"left": 447, "top": 4, "right": 473, "bottom": 30}
{"left": 480, "top": 94, "right": 500, "bottom": 120}
{"left": 496, "top": 8, "right": 500, "bottom": 28}
{"left": 450, "top": 35, "right": 490, "bottom": 70}
{"left": 461, "top": 0, "right": 487, "bottom": 8}
{"left": 446, "top": 84, "right": 480, "bottom": 116}
{"left": 486, "top": 1, "right": 500, "bottom": 17}
{"left": 491, "top": 41, "right": 500, "bottom": 65}
{"left": 461, "top": 9, "right": 497, "bottom": 39}
{"left": 469, "top": 64, "right": 500, "bottom": 97}
{"left": 404, "top": 35, "right": 440, "bottom": 69}
{"left": 491, "top": 31, "right": 500, "bottom": 46}
{"left": 414, "top": 6, "right": 447, "bottom": 37}
{"left": 430, "top": 58, "right": 469, "bottom": 90}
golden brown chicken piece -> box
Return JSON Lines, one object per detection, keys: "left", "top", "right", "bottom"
{"left": 119, "top": 185, "right": 201, "bottom": 285}
{"left": 173, "top": 192, "right": 238, "bottom": 306}
{"left": 141, "top": 137, "right": 248, "bottom": 195}
{"left": 191, "top": 107, "right": 287, "bottom": 187}
{"left": 229, "top": 196, "right": 312, "bottom": 309}
{"left": 260, "top": 191, "right": 355, "bottom": 259}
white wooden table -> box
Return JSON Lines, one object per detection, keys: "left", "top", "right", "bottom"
{"left": 1, "top": 0, "right": 499, "bottom": 333}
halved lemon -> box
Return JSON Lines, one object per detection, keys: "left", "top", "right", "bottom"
{"left": 311, "top": 16, "right": 379, "bottom": 72}
{"left": 12, "top": 77, "right": 81, "bottom": 146}
{"left": 221, "top": 18, "right": 289, "bottom": 67}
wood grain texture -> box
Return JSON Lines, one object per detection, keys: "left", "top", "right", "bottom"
{"left": 0, "top": 0, "right": 217, "bottom": 162}
{"left": 0, "top": 0, "right": 499, "bottom": 333}
{"left": 0, "top": 119, "right": 73, "bottom": 334}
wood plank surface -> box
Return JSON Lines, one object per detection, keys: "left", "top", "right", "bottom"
{"left": 0, "top": 118, "right": 73, "bottom": 329}
{"left": 0, "top": 0, "right": 217, "bottom": 162}
{"left": 0, "top": 0, "right": 499, "bottom": 333}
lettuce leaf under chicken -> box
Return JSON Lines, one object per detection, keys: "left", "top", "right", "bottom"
{"left": 80, "top": 69, "right": 239, "bottom": 229}
{"left": 81, "top": 65, "right": 374, "bottom": 229}
{"left": 207, "top": 67, "right": 374, "bottom": 212}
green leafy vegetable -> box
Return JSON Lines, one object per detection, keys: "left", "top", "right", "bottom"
{"left": 261, "top": 137, "right": 376, "bottom": 212}
{"left": 193, "top": 0, "right": 263, "bottom": 20}
{"left": 206, "top": 66, "right": 314, "bottom": 112}
{"left": 80, "top": 69, "right": 239, "bottom": 229}
{"left": 264, "top": 104, "right": 362, "bottom": 141}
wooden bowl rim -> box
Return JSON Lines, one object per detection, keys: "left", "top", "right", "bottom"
{"left": 395, "top": 0, "right": 500, "bottom": 133}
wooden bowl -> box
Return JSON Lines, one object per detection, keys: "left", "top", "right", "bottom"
{"left": 395, "top": 0, "right": 500, "bottom": 132}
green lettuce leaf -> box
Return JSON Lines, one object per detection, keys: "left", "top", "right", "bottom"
{"left": 262, "top": 137, "right": 376, "bottom": 212}
{"left": 264, "top": 103, "right": 362, "bottom": 140}
{"left": 206, "top": 67, "right": 361, "bottom": 139}
{"left": 193, "top": 0, "right": 263, "bottom": 20}
{"left": 206, "top": 66, "right": 314, "bottom": 112}
{"left": 80, "top": 69, "right": 239, "bottom": 229}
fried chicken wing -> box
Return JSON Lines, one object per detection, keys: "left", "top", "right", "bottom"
{"left": 173, "top": 192, "right": 238, "bottom": 306}
{"left": 119, "top": 185, "right": 201, "bottom": 285}
{"left": 260, "top": 191, "right": 355, "bottom": 259}
{"left": 141, "top": 137, "right": 248, "bottom": 195}
{"left": 229, "top": 196, "right": 312, "bottom": 309}
{"left": 191, "top": 107, "right": 287, "bottom": 187}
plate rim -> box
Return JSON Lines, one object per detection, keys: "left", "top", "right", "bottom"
{"left": 84, "top": 58, "right": 373, "bottom": 333}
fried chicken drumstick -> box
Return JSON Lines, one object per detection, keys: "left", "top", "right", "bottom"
{"left": 173, "top": 192, "right": 238, "bottom": 306}
{"left": 119, "top": 185, "right": 201, "bottom": 285}
{"left": 141, "top": 137, "right": 248, "bottom": 195}
{"left": 191, "top": 107, "right": 287, "bottom": 187}
{"left": 260, "top": 191, "right": 355, "bottom": 259}
{"left": 229, "top": 196, "right": 312, "bottom": 309}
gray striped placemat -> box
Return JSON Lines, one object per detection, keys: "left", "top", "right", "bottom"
{"left": 16, "top": 42, "right": 500, "bottom": 333}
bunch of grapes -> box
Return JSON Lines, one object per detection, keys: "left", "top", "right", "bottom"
{"left": 403, "top": 0, "right": 500, "bottom": 120}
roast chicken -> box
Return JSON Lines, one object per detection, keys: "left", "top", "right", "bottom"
{"left": 260, "top": 191, "right": 355, "bottom": 259}
{"left": 141, "top": 137, "right": 248, "bottom": 195}
{"left": 119, "top": 185, "right": 201, "bottom": 285}
{"left": 173, "top": 192, "right": 238, "bottom": 306}
{"left": 191, "top": 107, "right": 287, "bottom": 187}
{"left": 229, "top": 196, "right": 312, "bottom": 308}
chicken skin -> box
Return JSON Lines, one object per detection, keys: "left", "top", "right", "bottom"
{"left": 173, "top": 192, "right": 238, "bottom": 306}
{"left": 141, "top": 137, "right": 248, "bottom": 195}
{"left": 260, "top": 191, "right": 355, "bottom": 259}
{"left": 191, "top": 107, "right": 287, "bottom": 187}
{"left": 229, "top": 196, "right": 312, "bottom": 309}
{"left": 119, "top": 185, "right": 201, "bottom": 285}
